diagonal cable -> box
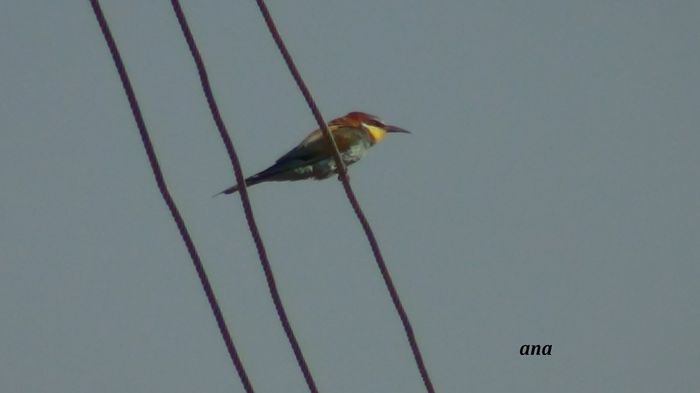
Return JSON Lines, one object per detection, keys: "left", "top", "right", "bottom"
{"left": 169, "top": 2, "right": 320, "bottom": 393}
{"left": 88, "top": 1, "right": 255, "bottom": 392}
{"left": 251, "top": 1, "right": 436, "bottom": 392}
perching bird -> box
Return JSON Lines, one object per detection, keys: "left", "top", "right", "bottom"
{"left": 217, "top": 111, "right": 409, "bottom": 195}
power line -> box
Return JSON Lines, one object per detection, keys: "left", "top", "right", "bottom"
{"left": 252, "top": 1, "right": 436, "bottom": 392}
{"left": 88, "top": 1, "right": 255, "bottom": 392}
{"left": 169, "top": 2, "right": 320, "bottom": 393}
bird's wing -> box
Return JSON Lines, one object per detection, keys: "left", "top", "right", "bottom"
{"left": 274, "top": 126, "right": 365, "bottom": 164}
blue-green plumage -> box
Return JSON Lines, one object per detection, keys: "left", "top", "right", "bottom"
{"left": 216, "top": 112, "right": 408, "bottom": 195}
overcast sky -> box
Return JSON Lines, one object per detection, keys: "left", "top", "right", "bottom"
{"left": 1, "top": 1, "right": 698, "bottom": 392}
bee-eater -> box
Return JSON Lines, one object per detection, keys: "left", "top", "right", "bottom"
{"left": 217, "top": 111, "right": 409, "bottom": 195}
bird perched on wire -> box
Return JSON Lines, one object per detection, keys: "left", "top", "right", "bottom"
{"left": 217, "top": 111, "right": 409, "bottom": 195}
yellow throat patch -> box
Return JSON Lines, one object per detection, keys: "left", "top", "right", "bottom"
{"left": 362, "top": 123, "right": 387, "bottom": 144}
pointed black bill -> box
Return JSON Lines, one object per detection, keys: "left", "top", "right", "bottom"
{"left": 386, "top": 125, "right": 411, "bottom": 134}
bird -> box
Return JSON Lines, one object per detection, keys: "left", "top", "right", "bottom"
{"left": 216, "top": 111, "right": 409, "bottom": 195}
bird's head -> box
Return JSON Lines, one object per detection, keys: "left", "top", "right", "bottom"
{"left": 330, "top": 111, "right": 410, "bottom": 144}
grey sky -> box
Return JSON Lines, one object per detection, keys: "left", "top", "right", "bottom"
{"left": 1, "top": 1, "right": 698, "bottom": 392}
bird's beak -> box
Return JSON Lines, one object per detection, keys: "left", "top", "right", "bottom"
{"left": 386, "top": 124, "right": 411, "bottom": 134}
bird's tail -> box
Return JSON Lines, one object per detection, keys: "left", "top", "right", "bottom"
{"left": 212, "top": 167, "right": 278, "bottom": 198}
{"left": 213, "top": 175, "right": 264, "bottom": 197}
{"left": 213, "top": 184, "right": 239, "bottom": 197}
{"left": 214, "top": 160, "right": 304, "bottom": 197}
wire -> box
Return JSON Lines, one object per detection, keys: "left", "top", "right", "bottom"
{"left": 88, "top": 1, "right": 255, "bottom": 392}
{"left": 169, "top": 2, "right": 320, "bottom": 393}
{"left": 252, "top": 1, "right": 437, "bottom": 392}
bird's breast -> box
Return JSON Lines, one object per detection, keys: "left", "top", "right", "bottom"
{"left": 308, "top": 140, "right": 371, "bottom": 180}
{"left": 342, "top": 141, "right": 370, "bottom": 163}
